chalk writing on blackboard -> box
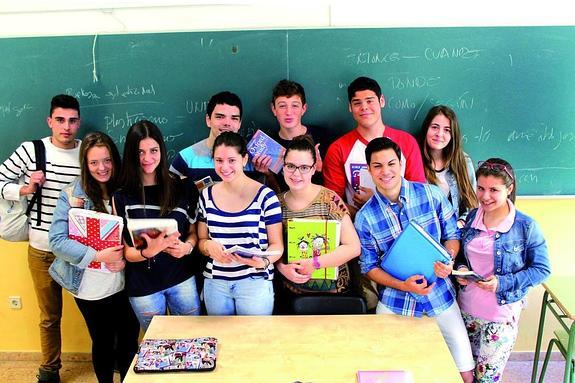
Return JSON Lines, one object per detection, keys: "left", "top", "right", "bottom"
{"left": 185, "top": 100, "right": 208, "bottom": 114}
{"left": 387, "top": 76, "right": 441, "bottom": 90}
{"left": 424, "top": 47, "right": 481, "bottom": 61}
{"left": 0, "top": 102, "right": 33, "bottom": 118}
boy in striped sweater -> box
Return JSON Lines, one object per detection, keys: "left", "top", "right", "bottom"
{"left": 0, "top": 94, "right": 81, "bottom": 383}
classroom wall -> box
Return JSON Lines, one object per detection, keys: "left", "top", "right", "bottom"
{"left": 0, "top": 2, "right": 573, "bottom": 354}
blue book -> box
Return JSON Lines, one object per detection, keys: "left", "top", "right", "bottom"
{"left": 381, "top": 221, "right": 451, "bottom": 284}
{"left": 246, "top": 130, "right": 286, "bottom": 174}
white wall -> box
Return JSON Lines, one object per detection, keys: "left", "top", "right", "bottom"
{"left": 0, "top": 1, "right": 573, "bottom": 38}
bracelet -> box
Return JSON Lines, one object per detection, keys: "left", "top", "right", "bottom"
{"left": 140, "top": 248, "right": 150, "bottom": 259}
{"left": 312, "top": 255, "right": 321, "bottom": 269}
{"left": 256, "top": 257, "right": 271, "bottom": 270}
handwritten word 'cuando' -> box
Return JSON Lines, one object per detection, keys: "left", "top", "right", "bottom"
{"left": 424, "top": 47, "right": 480, "bottom": 61}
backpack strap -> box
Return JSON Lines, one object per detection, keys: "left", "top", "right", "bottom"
{"left": 25, "top": 140, "right": 46, "bottom": 226}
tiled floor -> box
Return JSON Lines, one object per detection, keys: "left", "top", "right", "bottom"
{"left": 0, "top": 356, "right": 567, "bottom": 382}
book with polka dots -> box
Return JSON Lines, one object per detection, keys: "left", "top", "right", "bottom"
{"left": 68, "top": 208, "right": 123, "bottom": 273}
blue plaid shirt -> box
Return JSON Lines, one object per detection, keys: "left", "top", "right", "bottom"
{"left": 355, "top": 179, "right": 460, "bottom": 317}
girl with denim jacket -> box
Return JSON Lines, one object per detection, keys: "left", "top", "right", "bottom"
{"left": 455, "top": 158, "right": 551, "bottom": 383}
{"left": 419, "top": 105, "right": 477, "bottom": 227}
{"left": 48, "top": 132, "right": 139, "bottom": 383}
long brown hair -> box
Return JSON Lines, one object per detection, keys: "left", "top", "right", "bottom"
{"left": 118, "top": 120, "right": 178, "bottom": 216}
{"left": 79, "top": 132, "right": 121, "bottom": 213}
{"left": 419, "top": 105, "right": 478, "bottom": 216}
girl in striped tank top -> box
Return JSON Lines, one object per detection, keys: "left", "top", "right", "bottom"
{"left": 197, "top": 132, "right": 283, "bottom": 315}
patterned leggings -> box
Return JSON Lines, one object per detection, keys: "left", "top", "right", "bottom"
{"left": 462, "top": 311, "right": 519, "bottom": 383}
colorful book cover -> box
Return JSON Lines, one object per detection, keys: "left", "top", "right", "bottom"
{"left": 381, "top": 220, "right": 451, "bottom": 285}
{"left": 357, "top": 370, "right": 415, "bottom": 383}
{"left": 127, "top": 218, "right": 178, "bottom": 249}
{"left": 246, "top": 129, "right": 286, "bottom": 174}
{"left": 286, "top": 218, "right": 341, "bottom": 280}
{"left": 134, "top": 337, "right": 217, "bottom": 373}
{"left": 68, "top": 208, "right": 124, "bottom": 273}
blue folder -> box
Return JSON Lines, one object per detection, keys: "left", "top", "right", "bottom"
{"left": 380, "top": 221, "right": 452, "bottom": 284}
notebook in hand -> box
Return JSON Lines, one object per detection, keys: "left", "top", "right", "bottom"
{"left": 68, "top": 208, "right": 123, "bottom": 273}
{"left": 127, "top": 218, "right": 178, "bottom": 249}
{"left": 246, "top": 129, "right": 286, "bottom": 174}
{"left": 134, "top": 337, "right": 218, "bottom": 373}
{"left": 381, "top": 220, "right": 451, "bottom": 284}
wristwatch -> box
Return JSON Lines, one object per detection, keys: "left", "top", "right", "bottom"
{"left": 312, "top": 255, "right": 321, "bottom": 269}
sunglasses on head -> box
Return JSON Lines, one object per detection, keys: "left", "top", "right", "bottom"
{"left": 477, "top": 161, "right": 514, "bottom": 181}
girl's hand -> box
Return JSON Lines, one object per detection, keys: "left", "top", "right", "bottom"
{"left": 295, "top": 258, "right": 315, "bottom": 276}
{"left": 455, "top": 266, "right": 470, "bottom": 286}
{"left": 141, "top": 230, "right": 180, "bottom": 257}
{"left": 477, "top": 275, "right": 498, "bottom": 293}
{"left": 276, "top": 262, "right": 311, "bottom": 284}
{"left": 165, "top": 240, "right": 193, "bottom": 259}
{"left": 229, "top": 253, "right": 268, "bottom": 269}
{"left": 94, "top": 245, "right": 124, "bottom": 263}
{"left": 105, "top": 259, "right": 126, "bottom": 273}
{"left": 434, "top": 260, "right": 453, "bottom": 279}
{"left": 204, "top": 240, "right": 233, "bottom": 264}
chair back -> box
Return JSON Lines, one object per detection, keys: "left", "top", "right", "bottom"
{"left": 291, "top": 295, "right": 367, "bottom": 315}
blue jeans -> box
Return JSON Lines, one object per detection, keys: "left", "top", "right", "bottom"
{"left": 129, "top": 276, "right": 201, "bottom": 330}
{"left": 203, "top": 277, "right": 274, "bottom": 315}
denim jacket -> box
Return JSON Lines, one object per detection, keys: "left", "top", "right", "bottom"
{"left": 444, "top": 153, "right": 476, "bottom": 222}
{"left": 48, "top": 178, "right": 100, "bottom": 295}
{"left": 458, "top": 207, "right": 551, "bottom": 305}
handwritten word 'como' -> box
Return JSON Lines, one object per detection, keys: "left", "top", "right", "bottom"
{"left": 507, "top": 125, "right": 575, "bottom": 150}
{"left": 104, "top": 111, "right": 169, "bottom": 131}
{"left": 0, "top": 102, "right": 33, "bottom": 118}
{"left": 424, "top": 47, "right": 481, "bottom": 61}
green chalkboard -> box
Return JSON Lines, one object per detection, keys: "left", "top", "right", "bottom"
{"left": 1, "top": 27, "right": 574, "bottom": 195}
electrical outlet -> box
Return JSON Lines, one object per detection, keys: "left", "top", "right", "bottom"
{"left": 8, "top": 296, "right": 22, "bottom": 310}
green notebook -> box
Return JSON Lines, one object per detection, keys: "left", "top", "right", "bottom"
{"left": 286, "top": 219, "right": 341, "bottom": 280}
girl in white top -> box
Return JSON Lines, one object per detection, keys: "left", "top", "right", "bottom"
{"left": 419, "top": 105, "right": 477, "bottom": 227}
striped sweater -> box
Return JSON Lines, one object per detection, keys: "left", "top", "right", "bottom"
{"left": 0, "top": 137, "right": 80, "bottom": 250}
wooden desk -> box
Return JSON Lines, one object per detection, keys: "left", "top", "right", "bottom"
{"left": 124, "top": 314, "right": 461, "bottom": 383}
{"left": 531, "top": 276, "right": 575, "bottom": 383}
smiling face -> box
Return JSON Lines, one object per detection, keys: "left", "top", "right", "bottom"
{"left": 426, "top": 113, "right": 452, "bottom": 153}
{"left": 138, "top": 137, "right": 161, "bottom": 176}
{"left": 86, "top": 145, "right": 113, "bottom": 185}
{"left": 349, "top": 90, "right": 385, "bottom": 130}
{"left": 206, "top": 103, "right": 241, "bottom": 138}
{"left": 47, "top": 107, "right": 80, "bottom": 149}
{"left": 476, "top": 175, "right": 513, "bottom": 214}
{"left": 213, "top": 144, "right": 247, "bottom": 183}
{"left": 368, "top": 148, "right": 402, "bottom": 200}
{"left": 282, "top": 149, "right": 315, "bottom": 192}
{"left": 272, "top": 95, "right": 307, "bottom": 130}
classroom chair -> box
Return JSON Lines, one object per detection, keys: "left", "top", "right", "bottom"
{"left": 538, "top": 327, "right": 574, "bottom": 383}
{"left": 291, "top": 295, "right": 367, "bottom": 315}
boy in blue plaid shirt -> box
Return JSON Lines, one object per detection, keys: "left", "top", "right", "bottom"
{"left": 354, "top": 137, "right": 474, "bottom": 383}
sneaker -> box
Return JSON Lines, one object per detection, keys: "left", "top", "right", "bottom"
{"left": 37, "top": 369, "right": 60, "bottom": 383}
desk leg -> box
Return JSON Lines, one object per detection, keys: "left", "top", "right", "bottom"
{"left": 532, "top": 291, "right": 549, "bottom": 383}
{"left": 564, "top": 321, "right": 574, "bottom": 383}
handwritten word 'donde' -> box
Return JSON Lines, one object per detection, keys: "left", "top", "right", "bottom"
{"left": 424, "top": 47, "right": 481, "bottom": 61}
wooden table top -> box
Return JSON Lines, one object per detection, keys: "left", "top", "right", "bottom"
{"left": 124, "top": 314, "right": 461, "bottom": 383}
{"left": 544, "top": 275, "right": 575, "bottom": 320}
